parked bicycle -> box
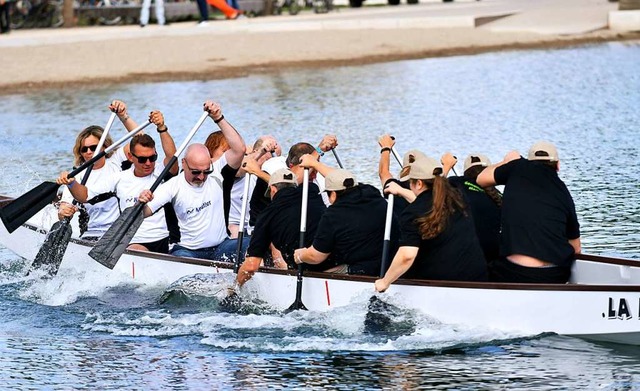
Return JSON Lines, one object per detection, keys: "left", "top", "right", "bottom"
{"left": 75, "top": 0, "right": 132, "bottom": 26}
{"left": 312, "top": 0, "right": 332, "bottom": 13}
{"left": 274, "top": 0, "right": 332, "bottom": 15}
{"left": 10, "top": 0, "right": 63, "bottom": 29}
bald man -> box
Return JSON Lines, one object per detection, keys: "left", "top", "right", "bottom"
{"left": 138, "top": 143, "right": 240, "bottom": 261}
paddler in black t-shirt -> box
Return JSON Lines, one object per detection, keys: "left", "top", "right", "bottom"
{"left": 445, "top": 153, "right": 502, "bottom": 267}
{"left": 294, "top": 164, "right": 398, "bottom": 276}
{"left": 477, "top": 141, "right": 581, "bottom": 283}
{"left": 375, "top": 153, "right": 488, "bottom": 293}
{"left": 235, "top": 168, "right": 329, "bottom": 288}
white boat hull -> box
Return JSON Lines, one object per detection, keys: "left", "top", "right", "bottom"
{"left": 2, "top": 198, "right": 640, "bottom": 346}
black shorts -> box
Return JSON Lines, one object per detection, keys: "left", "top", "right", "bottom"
{"left": 131, "top": 237, "right": 169, "bottom": 254}
{"left": 490, "top": 257, "right": 570, "bottom": 284}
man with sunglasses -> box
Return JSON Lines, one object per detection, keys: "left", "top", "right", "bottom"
{"left": 137, "top": 100, "right": 247, "bottom": 261}
{"left": 58, "top": 110, "right": 178, "bottom": 253}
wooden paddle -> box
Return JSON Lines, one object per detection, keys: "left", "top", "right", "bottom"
{"left": 286, "top": 168, "right": 309, "bottom": 312}
{"left": 88, "top": 112, "right": 209, "bottom": 270}
{"left": 0, "top": 120, "right": 152, "bottom": 234}
{"left": 29, "top": 112, "right": 117, "bottom": 277}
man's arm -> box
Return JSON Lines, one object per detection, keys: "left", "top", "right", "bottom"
{"left": 378, "top": 134, "right": 395, "bottom": 186}
{"left": 299, "top": 154, "right": 334, "bottom": 178}
{"left": 317, "top": 134, "right": 338, "bottom": 155}
{"left": 441, "top": 152, "right": 458, "bottom": 177}
{"left": 569, "top": 238, "right": 581, "bottom": 254}
{"left": 477, "top": 150, "right": 521, "bottom": 188}
{"left": 109, "top": 100, "right": 139, "bottom": 156}
{"left": 204, "top": 100, "right": 246, "bottom": 169}
{"left": 374, "top": 246, "right": 419, "bottom": 292}
{"left": 236, "top": 256, "right": 262, "bottom": 287}
{"left": 148, "top": 110, "right": 178, "bottom": 175}
{"left": 241, "top": 155, "right": 271, "bottom": 183}
{"left": 294, "top": 246, "right": 330, "bottom": 265}
{"left": 138, "top": 181, "right": 174, "bottom": 218}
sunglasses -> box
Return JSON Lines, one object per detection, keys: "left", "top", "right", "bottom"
{"left": 80, "top": 144, "right": 98, "bottom": 153}
{"left": 131, "top": 152, "right": 158, "bottom": 164}
{"left": 184, "top": 161, "right": 213, "bottom": 176}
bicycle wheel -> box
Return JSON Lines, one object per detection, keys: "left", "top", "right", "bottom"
{"left": 98, "top": 15, "right": 122, "bottom": 25}
{"left": 49, "top": 1, "right": 64, "bottom": 27}
{"left": 313, "top": 0, "right": 328, "bottom": 13}
{"left": 9, "top": 0, "right": 32, "bottom": 29}
{"left": 288, "top": 0, "right": 300, "bottom": 15}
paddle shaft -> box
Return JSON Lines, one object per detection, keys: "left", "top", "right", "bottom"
{"left": 387, "top": 136, "right": 402, "bottom": 167}
{"left": 391, "top": 147, "right": 402, "bottom": 168}
{"left": 379, "top": 194, "right": 394, "bottom": 278}
{"left": 233, "top": 173, "right": 252, "bottom": 273}
{"left": 331, "top": 149, "right": 344, "bottom": 169}
{"left": 290, "top": 169, "right": 309, "bottom": 311}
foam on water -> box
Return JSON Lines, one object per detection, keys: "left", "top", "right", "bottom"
{"left": 75, "top": 273, "right": 528, "bottom": 353}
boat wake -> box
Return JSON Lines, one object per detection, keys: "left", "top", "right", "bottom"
{"left": 75, "top": 273, "right": 532, "bottom": 353}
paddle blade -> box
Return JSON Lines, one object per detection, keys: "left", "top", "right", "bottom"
{"left": 29, "top": 220, "right": 72, "bottom": 277}
{"left": 285, "top": 299, "right": 308, "bottom": 313}
{"left": 219, "top": 291, "right": 243, "bottom": 313}
{"left": 364, "top": 296, "right": 393, "bottom": 334}
{"left": 364, "top": 296, "right": 416, "bottom": 336}
{"left": 88, "top": 205, "right": 145, "bottom": 269}
{"left": 0, "top": 182, "right": 60, "bottom": 233}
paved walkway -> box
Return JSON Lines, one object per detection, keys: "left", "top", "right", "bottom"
{"left": 0, "top": 0, "right": 622, "bottom": 48}
{"left": 1, "top": 0, "right": 637, "bottom": 94}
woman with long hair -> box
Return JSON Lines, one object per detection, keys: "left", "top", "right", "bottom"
{"left": 444, "top": 153, "right": 502, "bottom": 266}
{"left": 57, "top": 100, "right": 136, "bottom": 240}
{"left": 375, "top": 153, "right": 487, "bottom": 293}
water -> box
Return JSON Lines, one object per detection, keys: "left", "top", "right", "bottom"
{"left": 1, "top": 42, "right": 640, "bottom": 389}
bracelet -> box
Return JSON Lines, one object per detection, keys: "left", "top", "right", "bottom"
{"left": 380, "top": 147, "right": 391, "bottom": 154}
{"left": 315, "top": 146, "right": 325, "bottom": 157}
{"left": 157, "top": 126, "right": 168, "bottom": 133}
{"left": 214, "top": 115, "right": 225, "bottom": 124}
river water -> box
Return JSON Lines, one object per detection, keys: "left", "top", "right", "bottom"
{"left": 1, "top": 42, "right": 639, "bottom": 389}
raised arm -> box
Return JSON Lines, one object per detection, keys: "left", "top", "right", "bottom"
{"left": 477, "top": 150, "right": 521, "bottom": 188}
{"left": 204, "top": 100, "right": 246, "bottom": 169}
{"left": 317, "top": 134, "right": 338, "bottom": 156}
{"left": 149, "top": 110, "right": 178, "bottom": 175}
{"left": 378, "top": 134, "right": 395, "bottom": 186}
{"left": 109, "top": 100, "right": 139, "bottom": 156}
{"left": 441, "top": 152, "right": 458, "bottom": 177}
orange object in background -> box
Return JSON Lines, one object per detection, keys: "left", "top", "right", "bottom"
{"left": 206, "top": 0, "right": 241, "bottom": 19}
